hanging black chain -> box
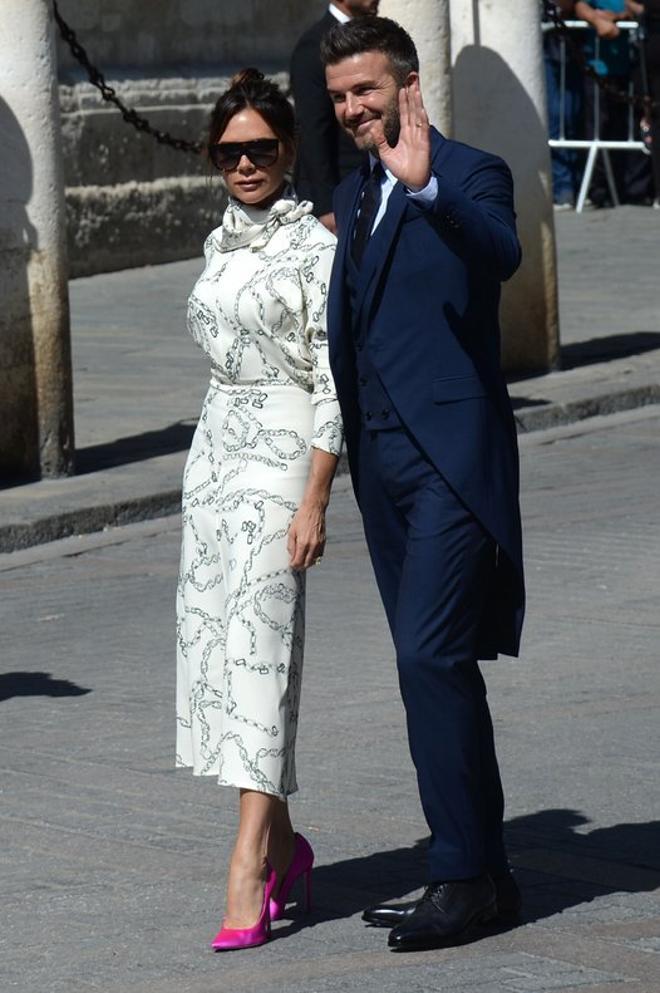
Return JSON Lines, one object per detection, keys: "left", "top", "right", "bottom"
{"left": 542, "top": 0, "right": 656, "bottom": 112}
{"left": 53, "top": 1, "right": 203, "bottom": 156}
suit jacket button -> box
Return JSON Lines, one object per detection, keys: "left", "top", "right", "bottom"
{"left": 365, "top": 411, "right": 373, "bottom": 421}
{"left": 359, "top": 376, "right": 368, "bottom": 386}
{"left": 381, "top": 408, "right": 390, "bottom": 417}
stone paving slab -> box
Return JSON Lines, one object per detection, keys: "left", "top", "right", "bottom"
{"left": 1, "top": 408, "right": 660, "bottom": 992}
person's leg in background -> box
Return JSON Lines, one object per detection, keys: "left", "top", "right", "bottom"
{"left": 644, "top": 34, "right": 660, "bottom": 206}
{"left": 545, "top": 37, "right": 580, "bottom": 207}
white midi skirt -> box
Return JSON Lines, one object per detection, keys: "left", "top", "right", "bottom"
{"left": 176, "top": 381, "right": 315, "bottom": 797}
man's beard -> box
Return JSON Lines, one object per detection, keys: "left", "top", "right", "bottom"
{"left": 362, "top": 92, "right": 400, "bottom": 151}
{"left": 382, "top": 94, "right": 401, "bottom": 147}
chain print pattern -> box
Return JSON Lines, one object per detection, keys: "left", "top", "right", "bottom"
{"left": 176, "top": 198, "right": 342, "bottom": 796}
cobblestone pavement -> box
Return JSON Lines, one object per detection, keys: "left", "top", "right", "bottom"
{"left": 1, "top": 406, "right": 659, "bottom": 993}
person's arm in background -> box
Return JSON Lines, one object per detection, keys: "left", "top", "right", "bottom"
{"left": 290, "top": 34, "right": 340, "bottom": 232}
{"left": 575, "top": 1, "right": 622, "bottom": 37}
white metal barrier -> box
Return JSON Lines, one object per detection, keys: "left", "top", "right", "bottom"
{"left": 544, "top": 19, "right": 645, "bottom": 212}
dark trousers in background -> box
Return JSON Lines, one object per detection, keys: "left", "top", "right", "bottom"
{"left": 584, "top": 75, "right": 653, "bottom": 205}
{"left": 545, "top": 48, "right": 584, "bottom": 202}
{"left": 644, "top": 35, "right": 660, "bottom": 199}
{"left": 357, "top": 425, "right": 508, "bottom": 883}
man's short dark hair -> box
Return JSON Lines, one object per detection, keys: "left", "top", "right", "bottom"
{"left": 320, "top": 16, "right": 419, "bottom": 84}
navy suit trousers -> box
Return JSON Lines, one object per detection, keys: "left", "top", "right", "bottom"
{"left": 357, "top": 425, "right": 508, "bottom": 882}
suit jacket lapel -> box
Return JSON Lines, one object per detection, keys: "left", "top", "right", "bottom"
{"left": 349, "top": 128, "right": 448, "bottom": 331}
{"left": 352, "top": 180, "right": 407, "bottom": 332}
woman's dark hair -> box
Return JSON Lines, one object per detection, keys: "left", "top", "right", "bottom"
{"left": 208, "top": 68, "right": 296, "bottom": 155}
{"left": 320, "top": 16, "right": 419, "bottom": 84}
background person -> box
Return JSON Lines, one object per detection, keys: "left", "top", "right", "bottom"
{"left": 176, "top": 69, "right": 343, "bottom": 951}
{"left": 639, "top": 0, "right": 660, "bottom": 205}
{"left": 544, "top": 0, "right": 584, "bottom": 208}
{"left": 290, "top": 1, "right": 378, "bottom": 233}
{"left": 576, "top": 0, "right": 653, "bottom": 203}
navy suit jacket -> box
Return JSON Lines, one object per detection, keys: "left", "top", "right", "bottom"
{"left": 327, "top": 128, "right": 525, "bottom": 657}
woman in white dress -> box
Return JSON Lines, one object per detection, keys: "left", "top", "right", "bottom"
{"left": 176, "top": 69, "right": 343, "bottom": 949}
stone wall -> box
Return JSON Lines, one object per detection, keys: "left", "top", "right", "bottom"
{"left": 56, "top": 0, "right": 325, "bottom": 276}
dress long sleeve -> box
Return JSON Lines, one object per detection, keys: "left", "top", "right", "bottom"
{"left": 300, "top": 225, "right": 344, "bottom": 457}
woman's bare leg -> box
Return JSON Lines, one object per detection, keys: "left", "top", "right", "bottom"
{"left": 224, "top": 789, "right": 296, "bottom": 928}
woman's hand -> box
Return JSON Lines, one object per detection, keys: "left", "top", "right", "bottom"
{"left": 287, "top": 498, "right": 327, "bottom": 571}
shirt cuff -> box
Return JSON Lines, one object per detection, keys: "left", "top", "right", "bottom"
{"left": 405, "top": 174, "right": 438, "bottom": 207}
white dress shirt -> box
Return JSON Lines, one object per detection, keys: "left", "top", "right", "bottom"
{"left": 328, "top": 3, "right": 351, "bottom": 23}
{"left": 367, "top": 154, "right": 439, "bottom": 233}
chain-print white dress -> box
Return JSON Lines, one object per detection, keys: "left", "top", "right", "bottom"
{"left": 176, "top": 191, "right": 343, "bottom": 798}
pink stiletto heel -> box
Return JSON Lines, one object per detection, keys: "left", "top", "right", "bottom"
{"left": 269, "top": 833, "right": 314, "bottom": 922}
{"left": 210, "top": 863, "right": 277, "bottom": 951}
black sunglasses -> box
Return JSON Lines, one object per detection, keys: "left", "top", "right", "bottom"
{"left": 210, "top": 138, "right": 280, "bottom": 171}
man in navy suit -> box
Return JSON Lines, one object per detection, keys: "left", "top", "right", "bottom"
{"left": 321, "top": 17, "right": 526, "bottom": 950}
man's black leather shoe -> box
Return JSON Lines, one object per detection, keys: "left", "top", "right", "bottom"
{"left": 362, "top": 869, "right": 521, "bottom": 928}
{"left": 387, "top": 874, "right": 497, "bottom": 951}
{"left": 492, "top": 869, "right": 522, "bottom": 922}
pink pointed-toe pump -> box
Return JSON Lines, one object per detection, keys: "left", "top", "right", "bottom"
{"left": 210, "top": 863, "right": 277, "bottom": 952}
{"left": 269, "top": 832, "right": 314, "bottom": 922}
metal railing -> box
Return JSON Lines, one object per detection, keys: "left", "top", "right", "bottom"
{"left": 544, "top": 19, "right": 645, "bottom": 212}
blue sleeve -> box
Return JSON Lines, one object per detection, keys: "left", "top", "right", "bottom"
{"left": 424, "top": 155, "right": 522, "bottom": 282}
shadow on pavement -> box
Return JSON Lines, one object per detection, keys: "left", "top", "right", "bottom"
{"left": 0, "top": 671, "right": 92, "bottom": 702}
{"left": 271, "top": 808, "right": 660, "bottom": 939}
{"left": 561, "top": 331, "right": 660, "bottom": 370}
{"left": 511, "top": 396, "right": 550, "bottom": 411}
{"left": 75, "top": 421, "right": 196, "bottom": 474}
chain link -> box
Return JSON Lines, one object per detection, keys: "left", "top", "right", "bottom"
{"left": 542, "top": 0, "right": 657, "bottom": 112}
{"left": 53, "top": 1, "right": 203, "bottom": 156}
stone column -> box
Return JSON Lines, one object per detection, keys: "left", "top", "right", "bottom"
{"left": 451, "top": 0, "right": 559, "bottom": 372}
{"left": 0, "top": 0, "right": 74, "bottom": 479}
{"left": 379, "top": 0, "right": 452, "bottom": 135}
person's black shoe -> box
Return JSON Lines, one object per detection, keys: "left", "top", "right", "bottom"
{"left": 387, "top": 874, "right": 497, "bottom": 951}
{"left": 493, "top": 868, "right": 522, "bottom": 922}
{"left": 362, "top": 869, "right": 521, "bottom": 928}
{"left": 362, "top": 895, "right": 419, "bottom": 928}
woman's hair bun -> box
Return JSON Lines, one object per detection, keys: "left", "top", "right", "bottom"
{"left": 229, "top": 67, "right": 265, "bottom": 90}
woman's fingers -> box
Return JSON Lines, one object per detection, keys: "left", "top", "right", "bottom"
{"left": 286, "top": 526, "right": 296, "bottom": 563}
{"left": 301, "top": 541, "right": 325, "bottom": 571}
{"left": 290, "top": 537, "right": 325, "bottom": 571}
{"left": 288, "top": 506, "right": 326, "bottom": 569}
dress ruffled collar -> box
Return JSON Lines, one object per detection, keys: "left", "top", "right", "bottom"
{"left": 219, "top": 185, "right": 313, "bottom": 252}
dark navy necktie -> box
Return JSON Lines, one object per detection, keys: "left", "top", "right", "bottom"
{"left": 352, "top": 162, "right": 384, "bottom": 267}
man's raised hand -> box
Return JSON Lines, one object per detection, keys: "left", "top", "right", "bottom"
{"left": 372, "top": 78, "right": 431, "bottom": 192}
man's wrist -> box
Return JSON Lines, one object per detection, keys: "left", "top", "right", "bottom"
{"left": 405, "top": 174, "right": 438, "bottom": 206}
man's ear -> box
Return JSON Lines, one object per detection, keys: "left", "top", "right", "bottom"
{"left": 404, "top": 71, "right": 420, "bottom": 90}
